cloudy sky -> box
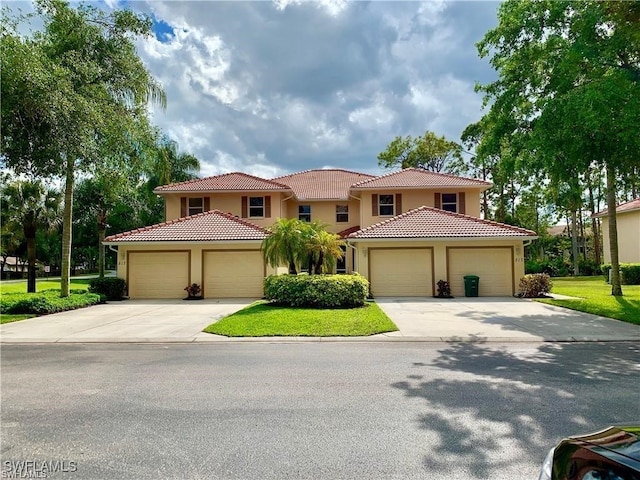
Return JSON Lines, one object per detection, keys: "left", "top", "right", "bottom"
{"left": 22, "top": 0, "right": 503, "bottom": 178}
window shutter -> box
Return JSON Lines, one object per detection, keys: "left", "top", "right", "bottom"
{"left": 241, "top": 196, "right": 248, "bottom": 218}
{"left": 204, "top": 197, "right": 210, "bottom": 212}
{"left": 180, "top": 197, "right": 187, "bottom": 217}
{"left": 458, "top": 192, "right": 465, "bottom": 214}
{"left": 372, "top": 194, "right": 379, "bottom": 216}
{"left": 265, "top": 196, "right": 271, "bottom": 218}
{"left": 434, "top": 193, "right": 441, "bottom": 210}
{"left": 395, "top": 193, "right": 402, "bottom": 215}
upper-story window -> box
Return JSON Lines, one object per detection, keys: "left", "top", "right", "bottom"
{"left": 188, "top": 197, "right": 204, "bottom": 216}
{"left": 249, "top": 197, "right": 264, "bottom": 217}
{"left": 336, "top": 205, "right": 349, "bottom": 223}
{"left": 379, "top": 195, "right": 395, "bottom": 216}
{"left": 299, "top": 205, "right": 311, "bottom": 222}
{"left": 441, "top": 193, "right": 457, "bottom": 212}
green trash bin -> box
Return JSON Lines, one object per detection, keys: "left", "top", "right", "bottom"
{"left": 463, "top": 275, "right": 479, "bottom": 297}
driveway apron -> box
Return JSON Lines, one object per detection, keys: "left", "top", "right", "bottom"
{"left": 0, "top": 299, "right": 254, "bottom": 343}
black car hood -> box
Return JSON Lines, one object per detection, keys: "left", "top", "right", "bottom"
{"left": 565, "top": 425, "right": 640, "bottom": 472}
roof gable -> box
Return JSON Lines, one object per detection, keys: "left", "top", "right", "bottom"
{"left": 351, "top": 168, "right": 492, "bottom": 189}
{"left": 593, "top": 198, "right": 640, "bottom": 218}
{"left": 154, "top": 172, "right": 290, "bottom": 193}
{"left": 272, "top": 169, "right": 375, "bottom": 200}
{"left": 348, "top": 206, "right": 537, "bottom": 239}
{"left": 104, "top": 210, "right": 268, "bottom": 243}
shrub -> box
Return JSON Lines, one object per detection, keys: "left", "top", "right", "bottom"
{"left": 436, "top": 280, "right": 452, "bottom": 298}
{"left": 518, "top": 273, "right": 553, "bottom": 298}
{"left": 1, "top": 290, "right": 102, "bottom": 315}
{"left": 601, "top": 263, "right": 640, "bottom": 285}
{"left": 578, "top": 258, "right": 600, "bottom": 276}
{"left": 264, "top": 274, "right": 369, "bottom": 308}
{"left": 88, "top": 277, "right": 127, "bottom": 300}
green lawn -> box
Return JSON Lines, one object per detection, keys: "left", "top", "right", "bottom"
{"left": 204, "top": 301, "right": 398, "bottom": 337}
{"left": 1, "top": 278, "right": 93, "bottom": 323}
{"left": 537, "top": 276, "right": 640, "bottom": 325}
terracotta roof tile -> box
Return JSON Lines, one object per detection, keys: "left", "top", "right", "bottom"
{"left": 154, "top": 172, "right": 290, "bottom": 193}
{"left": 336, "top": 225, "right": 361, "bottom": 238}
{"left": 104, "top": 210, "right": 268, "bottom": 243}
{"left": 592, "top": 198, "right": 640, "bottom": 218}
{"left": 348, "top": 206, "right": 537, "bottom": 239}
{"left": 272, "top": 169, "right": 375, "bottom": 200}
{"left": 351, "top": 168, "right": 491, "bottom": 189}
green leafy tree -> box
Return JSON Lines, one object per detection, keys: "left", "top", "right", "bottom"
{"left": 474, "top": 0, "right": 640, "bottom": 295}
{"left": 262, "top": 218, "right": 308, "bottom": 275}
{"left": 1, "top": 180, "right": 62, "bottom": 292}
{"left": 1, "top": 0, "right": 165, "bottom": 296}
{"left": 378, "top": 131, "right": 463, "bottom": 173}
{"left": 306, "top": 225, "right": 345, "bottom": 275}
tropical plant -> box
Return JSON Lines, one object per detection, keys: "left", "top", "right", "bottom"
{"left": 305, "top": 224, "right": 345, "bottom": 274}
{"left": 1, "top": 180, "right": 62, "bottom": 292}
{"left": 262, "top": 218, "right": 308, "bottom": 274}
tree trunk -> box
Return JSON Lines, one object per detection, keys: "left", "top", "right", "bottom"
{"left": 26, "top": 233, "right": 37, "bottom": 293}
{"left": 570, "top": 209, "right": 580, "bottom": 276}
{"left": 98, "top": 209, "right": 107, "bottom": 278}
{"left": 314, "top": 251, "right": 324, "bottom": 275}
{"left": 587, "top": 182, "right": 601, "bottom": 266}
{"left": 606, "top": 163, "right": 623, "bottom": 296}
{"left": 61, "top": 157, "right": 74, "bottom": 298}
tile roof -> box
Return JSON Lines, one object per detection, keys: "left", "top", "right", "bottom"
{"left": 592, "top": 198, "right": 640, "bottom": 218}
{"left": 154, "top": 172, "right": 290, "bottom": 193}
{"left": 272, "top": 169, "right": 375, "bottom": 200}
{"left": 348, "top": 206, "right": 537, "bottom": 239}
{"left": 103, "top": 210, "right": 268, "bottom": 243}
{"left": 351, "top": 168, "right": 491, "bottom": 189}
{"left": 336, "top": 225, "right": 361, "bottom": 239}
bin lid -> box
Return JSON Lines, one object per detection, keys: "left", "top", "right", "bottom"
{"left": 464, "top": 275, "right": 479, "bottom": 279}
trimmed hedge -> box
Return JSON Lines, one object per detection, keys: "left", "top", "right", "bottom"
{"left": 88, "top": 277, "right": 127, "bottom": 300}
{"left": 518, "top": 273, "right": 553, "bottom": 298}
{"left": 264, "top": 274, "right": 369, "bottom": 308}
{"left": 0, "top": 290, "right": 103, "bottom": 315}
{"left": 601, "top": 264, "right": 640, "bottom": 285}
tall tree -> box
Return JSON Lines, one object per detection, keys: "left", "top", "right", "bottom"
{"left": 378, "top": 131, "right": 463, "bottom": 173}
{"left": 262, "top": 218, "right": 309, "bottom": 275}
{"left": 306, "top": 225, "right": 344, "bottom": 275}
{"left": 1, "top": 180, "right": 62, "bottom": 292}
{"left": 1, "top": 0, "right": 165, "bottom": 296}
{"left": 475, "top": 0, "right": 640, "bottom": 295}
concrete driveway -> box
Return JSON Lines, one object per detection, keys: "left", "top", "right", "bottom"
{"left": 375, "top": 297, "right": 640, "bottom": 342}
{"left": 0, "top": 299, "right": 254, "bottom": 343}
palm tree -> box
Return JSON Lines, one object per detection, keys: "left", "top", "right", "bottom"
{"left": 306, "top": 226, "right": 345, "bottom": 274}
{"left": 262, "top": 218, "right": 308, "bottom": 274}
{"left": 1, "top": 180, "right": 62, "bottom": 292}
{"left": 145, "top": 134, "right": 201, "bottom": 190}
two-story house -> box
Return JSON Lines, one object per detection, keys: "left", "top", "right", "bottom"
{"left": 104, "top": 168, "right": 537, "bottom": 298}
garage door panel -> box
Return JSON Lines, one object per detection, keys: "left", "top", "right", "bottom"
{"left": 128, "top": 252, "right": 189, "bottom": 299}
{"left": 370, "top": 249, "right": 433, "bottom": 297}
{"left": 448, "top": 248, "right": 513, "bottom": 297}
{"left": 204, "top": 251, "right": 263, "bottom": 298}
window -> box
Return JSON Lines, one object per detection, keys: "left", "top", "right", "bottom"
{"left": 379, "top": 195, "right": 395, "bottom": 216}
{"left": 249, "top": 197, "right": 264, "bottom": 217}
{"left": 336, "top": 245, "right": 347, "bottom": 274}
{"left": 188, "top": 197, "right": 204, "bottom": 216}
{"left": 299, "top": 205, "right": 311, "bottom": 222}
{"left": 441, "top": 193, "right": 457, "bottom": 212}
{"left": 336, "top": 205, "right": 349, "bottom": 223}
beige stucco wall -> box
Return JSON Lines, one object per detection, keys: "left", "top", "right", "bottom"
{"left": 349, "top": 239, "right": 526, "bottom": 296}
{"left": 600, "top": 211, "right": 640, "bottom": 264}
{"left": 115, "top": 242, "right": 275, "bottom": 289}
{"left": 283, "top": 199, "right": 361, "bottom": 233}
{"left": 358, "top": 189, "right": 483, "bottom": 228}
{"left": 163, "top": 192, "right": 286, "bottom": 228}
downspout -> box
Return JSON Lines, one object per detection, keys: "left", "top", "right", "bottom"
{"left": 346, "top": 240, "right": 358, "bottom": 273}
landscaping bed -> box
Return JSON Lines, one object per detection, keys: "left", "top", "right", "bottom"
{"left": 536, "top": 276, "right": 640, "bottom": 325}
{"left": 203, "top": 300, "right": 397, "bottom": 337}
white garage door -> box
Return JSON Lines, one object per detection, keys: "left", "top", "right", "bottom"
{"left": 448, "top": 247, "right": 513, "bottom": 297}
{"left": 203, "top": 250, "right": 264, "bottom": 298}
{"left": 128, "top": 251, "right": 189, "bottom": 299}
{"left": 369, "top": 248, "right": 433, "bottom": 297}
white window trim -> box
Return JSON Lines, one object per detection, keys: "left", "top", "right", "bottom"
{"left": 188, "top": 197, "right": 204, "bottom": 216}
{"left": 378, "top": 195, "right": 395, "bottom": 216}
{"left": 336, "top": 205, "right": 349, "bottom": 223}
{"left": 249, "top": 196, "right": 265, "bottom": 218}
{"left": 299, "top": 205, "right": 311, "bottom": 222}
{"left": 441, "top": 193, "right": 457, "bottom": 213}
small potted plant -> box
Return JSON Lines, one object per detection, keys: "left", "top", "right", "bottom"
{"left": 184, "top": 283, "right": 203, "bottom": 300}
{"left": 435, "top": 279, "right": 453, "bottom": 298}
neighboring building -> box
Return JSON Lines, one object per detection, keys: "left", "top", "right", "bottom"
{"left": 104, "top": 168, "right": 537, "bottom": 299}
{"left": 593, "top": 198, "right": 640, "bottom": 264}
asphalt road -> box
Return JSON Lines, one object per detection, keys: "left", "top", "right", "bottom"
{"left": 2, "top": 342, "right": 639, "bottom": 479}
